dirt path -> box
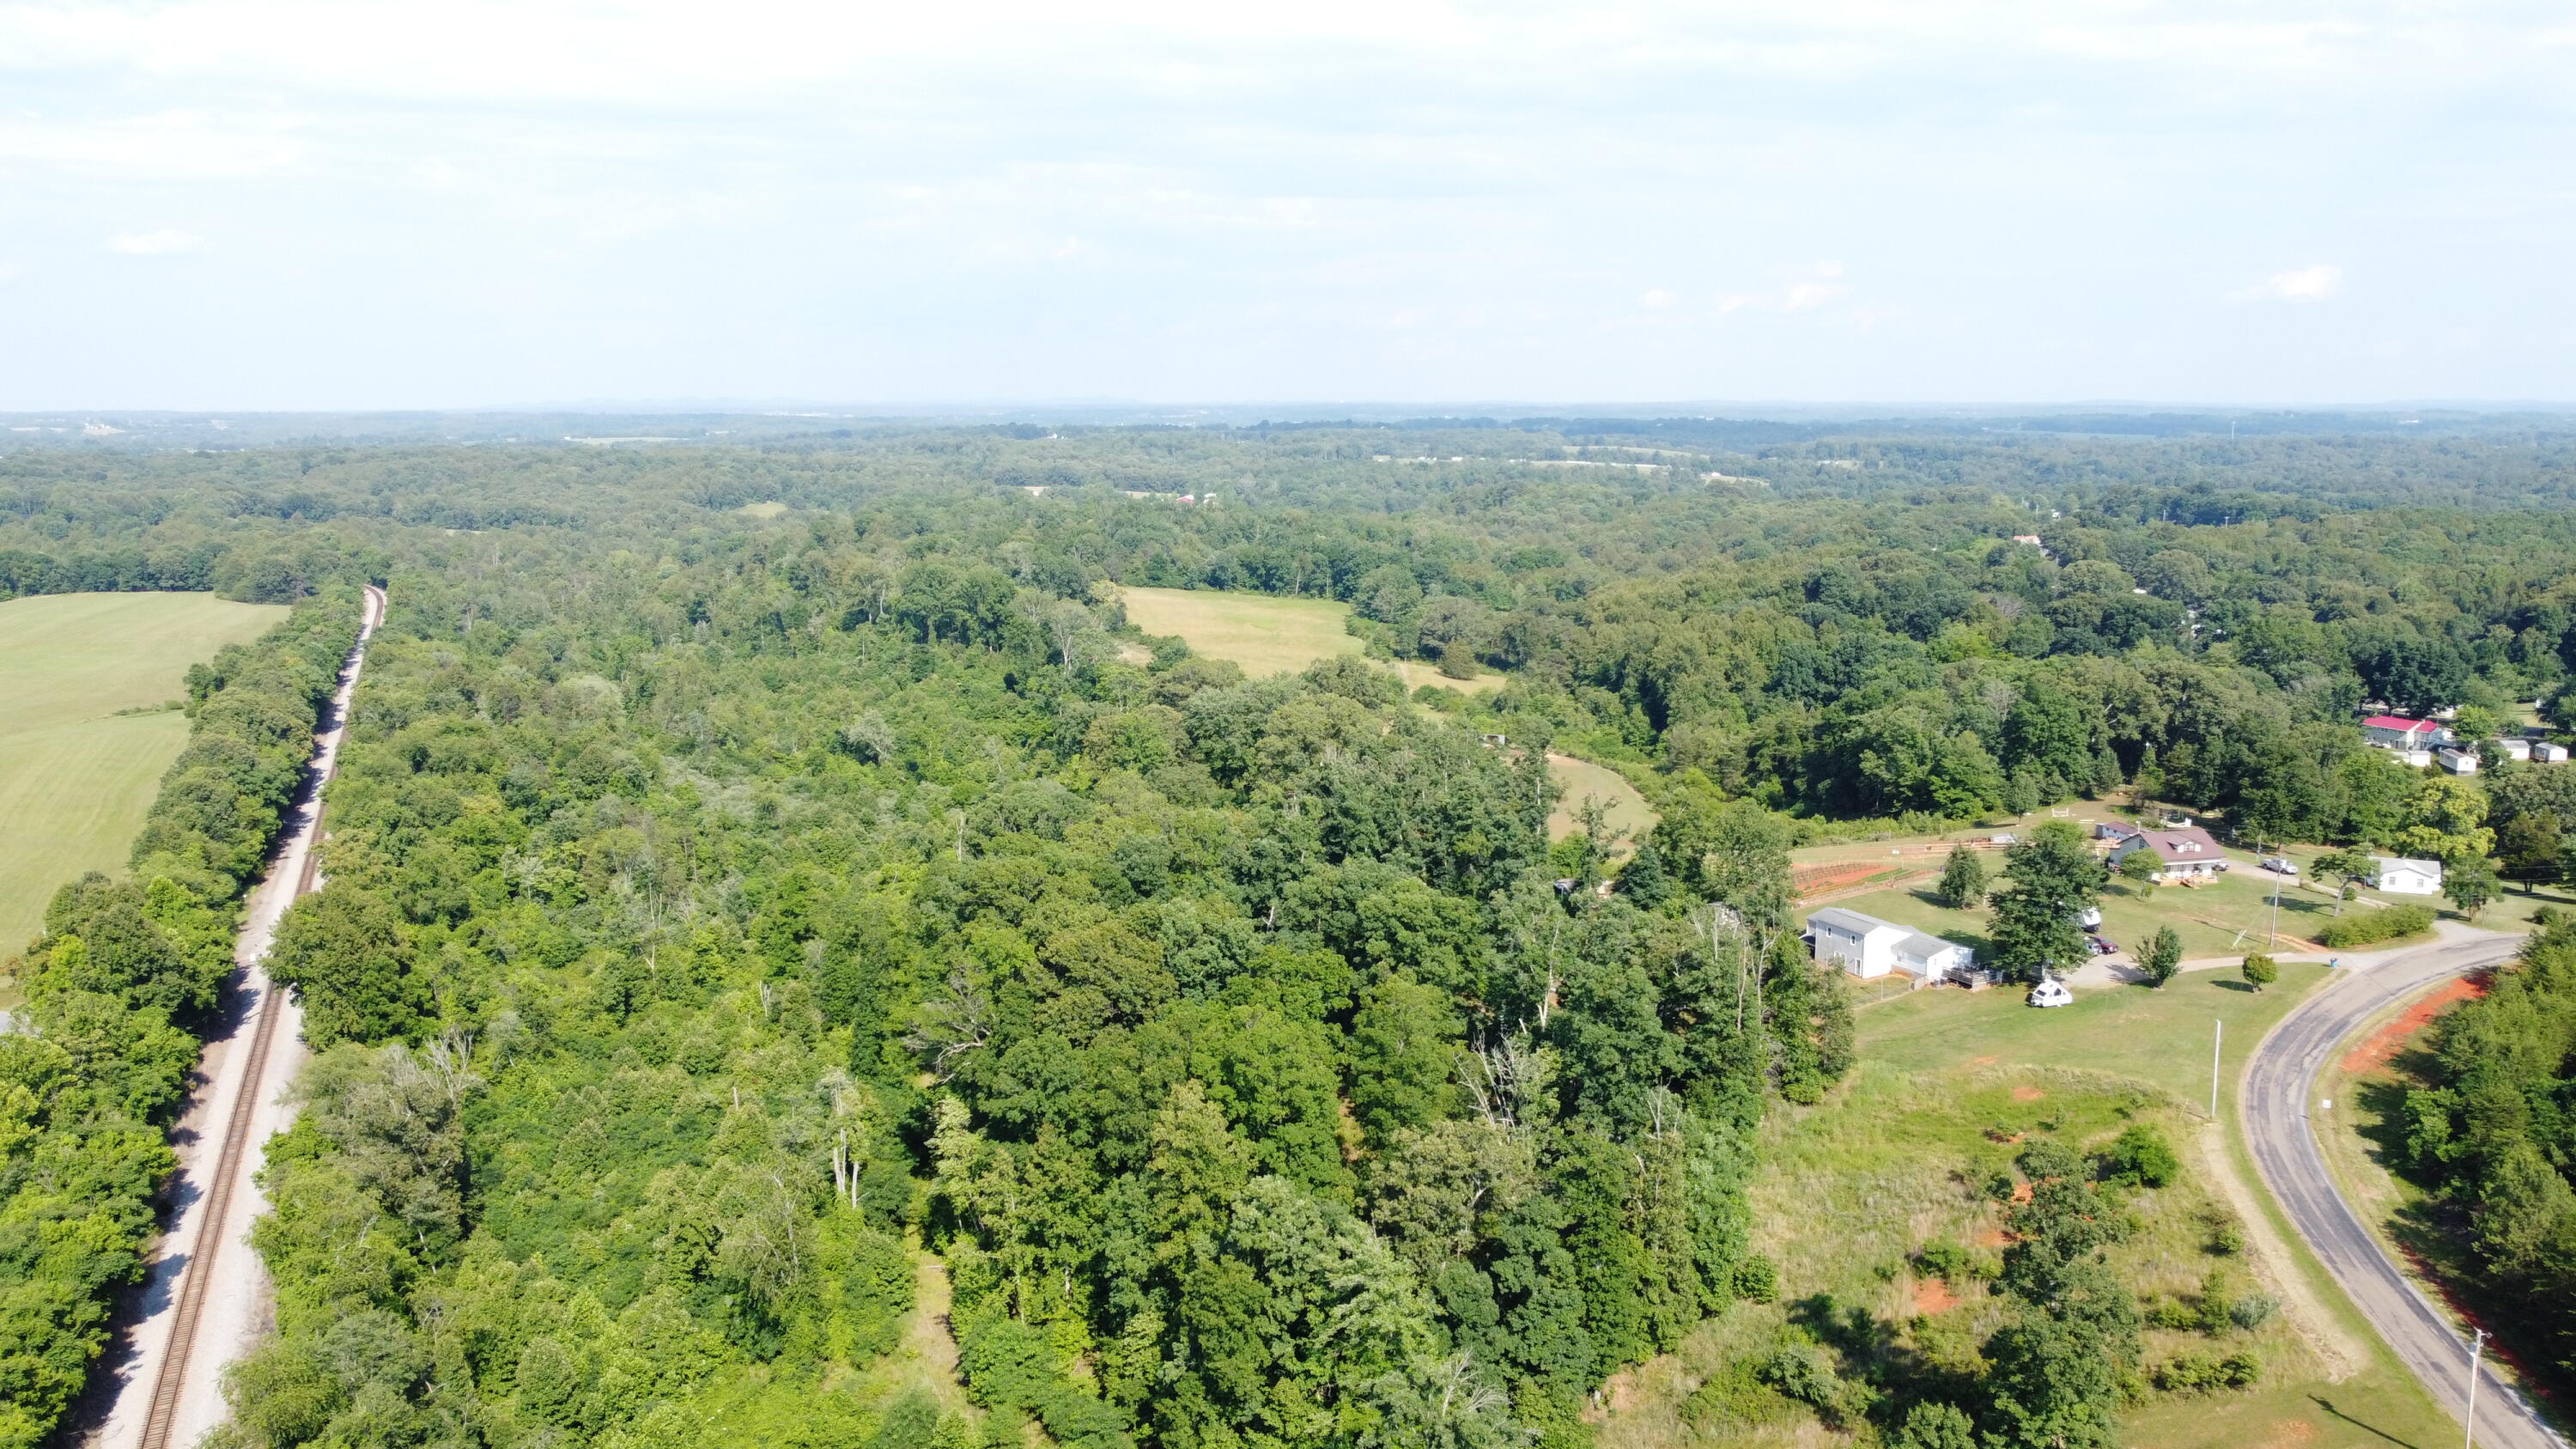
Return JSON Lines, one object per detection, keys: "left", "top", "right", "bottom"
{"left": 79, "top": 584, "right": 384, "bottom": 1449}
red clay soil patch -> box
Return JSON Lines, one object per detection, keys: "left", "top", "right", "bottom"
{"left": 2009, "top": 1182, "right": 2033, "bottom": 1204}
{"left": 2341, "top": 975, "right": 2488, "bottom": 1075}
{"left": 1966, "top": 1055, "right": 1999, "bottom": 1068}
{"left": 1913, "top": 1276, "right": 1959, "bottom": 1314}
{"left": 1974, "top": 1227, "right": 2011, "bottom": 1248}
{"left": 2011, "top": 1085, "right": 2046, "bottom": 1102}
{"left": 1790, "top": 859, "right": 1923, "bottom": 900}
{"left": 2257, "top": 1420, "right": 2319, "bottom": 1449}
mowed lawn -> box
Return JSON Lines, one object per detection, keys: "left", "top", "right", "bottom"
{"left": 1831, "top": 847, "right": 2366, "bottom": 965}
{"left": 0, "top": 592, "right": 288, "bottom": 960}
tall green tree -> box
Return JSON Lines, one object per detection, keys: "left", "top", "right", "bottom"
{"left": 265, "top": 887, "right": 426, "bottom": 1050}
{"left": 1986, "top": 823, "right": 2107, "bottom": 985}
{"left": 2139, "top": 926, "right": 2183, "bottom": 989}
{"left": 1934, "top": 845, "right": 1988, "bottom": 910}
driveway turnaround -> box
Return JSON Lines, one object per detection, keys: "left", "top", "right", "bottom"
{"left": 2242, "top": 928, "right": 2566, "bottom": 1449}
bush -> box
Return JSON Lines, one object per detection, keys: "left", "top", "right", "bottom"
{"left": 1733, "top": 1253, "right": 1780, "bottom": 1303}
{"left": 2098, "top": 1123, "right": 2180, "bottom": 1189}
{"left": 2318, "top": 904, "right": 2437, "bottom": 948}
{"left": 1680, "top": 1360, "right": 1795, "bottom": 1434}
{"left": 2153, "top": 1349, "right": 2261, "bottom": 1392}
{"left": 1913, "top": 1239, "right": 1981, "bottom": 1284}
{"left": 2227, "top": 1293, "right": 2280, "bottom": 1331}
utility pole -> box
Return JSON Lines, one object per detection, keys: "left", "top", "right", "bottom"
{"left": 2211, "top": 1019, "right": 2223, "bottom": 1118}
{"left": 2464, "top": 1326, "right": 2485, "bottom": 1449}
{"left": 2270, "top": 868, "right": 2281, "bottom": 950}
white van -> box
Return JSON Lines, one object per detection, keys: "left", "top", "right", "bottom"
{"left": 2028, "top": 977, "right": 2073, "bottom": 1008}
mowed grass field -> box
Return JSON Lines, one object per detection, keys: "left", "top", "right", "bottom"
{"left": 1597, "top": 964, "right": 2457, "bottom": 1449}
{"left": 0, "top": 592, "right": 289, "bottom": 962}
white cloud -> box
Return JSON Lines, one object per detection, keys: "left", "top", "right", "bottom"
{"left": 2228, "top": 263, "right": 2342, "bottom": 303}
{"left": 1716, "top": 261, "right": 1851, "bottom": 314}
{"left": 1639, "top": 288, "right": 1676, "bottom": 307}
{"left": 107, "top": 229, "right": 205, "bottom": 254}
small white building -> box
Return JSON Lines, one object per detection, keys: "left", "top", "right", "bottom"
{"left": 2105, "top": 825, "right": 2227, "bottom": 882}
{"left": 1804, "top": 907, "right": 1977, "bottom": 986}
{"left": 2492, "top": 737, "right": 2533, "bottom": 762}
{"left": 2370, "top": 856, "right": 2445, "bottom": 895}
{"left": 2392, "top": 747, "right": 2435, "bottom": 769}
{"left": 2436, "top": 746, "right": 2481, "bottom": 776}
{"left": 2537, "top": 741, "right": 2570, "bottom": 764}
{"left": 2028, "top": 977, "right": 2074, "bottom": 1008}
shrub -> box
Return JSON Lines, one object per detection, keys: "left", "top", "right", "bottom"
{"left": 2154, "top": 1349, "right": 2261, "bottom": 1392}
{"left": 1680, "top": 1360, "right": 1795, "bottom": 1434}
{"left": 2227, "top": 1293, "right": 2280, "bottom": 1331}
{"left": 1913, "top": 1239, "right": 1979, "bottom": 1284}
{"left": 1893, "top": 1400, "right": 1978, "bottom": 1449}
{"left": 2099, "top": 1123, "right": 2180, "bottom": 1189}
{"left": 2318, "top": 904, "right": 2438, "bottom": 948}
{"left": 1733, "top": 1254, "right": 1780, "bottom": 1303}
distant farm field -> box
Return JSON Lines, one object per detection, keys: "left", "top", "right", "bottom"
{"left": 0, "top": 593, "right": 289, "bottom": 960}
{"left": 1116, "top": 586, "right": 1363, "bottom": 677}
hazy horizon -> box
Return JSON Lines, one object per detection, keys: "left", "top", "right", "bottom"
{"left": 8, "top": 2, "right": 2573, "bottom": 410}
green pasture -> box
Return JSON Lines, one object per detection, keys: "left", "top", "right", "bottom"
{"left": 0, "top": 592, "right": 288, "bottom": 964}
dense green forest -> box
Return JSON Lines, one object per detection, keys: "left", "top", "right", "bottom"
{"left": 8, "top": 418, "right": 2576, "bottom": 1447}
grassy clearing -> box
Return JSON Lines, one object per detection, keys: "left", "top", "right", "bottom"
{"left": 736, "top": 500, "right": 788, "bottom": 519}
{"left": 1596, "top": 965, "right": 2457, "bottom": 1449}
{"left": 1115, "top": 586, "right": 1635, "bottom": 848}
{"left": 1394, "top": 658, "right": 1504, "bottom": 696}
{"left": 1547, "top": 752, "right": 1659, "bottom": 847}
{"left": 0, "top": 593, "right": 289, "bottom": 964}
{"left": 1116, "top": 585, "right": 1362, "bottom": 678}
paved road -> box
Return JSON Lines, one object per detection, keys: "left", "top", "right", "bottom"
{"left": 2242, "top": 928, "right": 2564, "bottom": 1449}
{"left": 82, "top": 584, "right": 385, "bottom": 1449}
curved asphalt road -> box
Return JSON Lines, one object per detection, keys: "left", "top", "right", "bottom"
{"left": 2243, "top": 929, "right": 2565, "bottom": 1449}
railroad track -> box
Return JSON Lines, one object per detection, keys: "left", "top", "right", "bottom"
{"left": 121, "top": 582, "right": 383, "bottom": 1449}
{"left": 134, "top": 918, "right": 295, "bottom": 1449}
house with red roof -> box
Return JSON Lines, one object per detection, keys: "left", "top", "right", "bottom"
{"left": 2361, "top": 715, "right": 2451, "bottom": 749}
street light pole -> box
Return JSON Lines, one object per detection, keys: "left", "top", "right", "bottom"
{"left": 2464, "top": 1326, "right": 2485, "bottom": 1449}
{"left": 2211, "top": 1019, "right": 2223, "bottom": 1118}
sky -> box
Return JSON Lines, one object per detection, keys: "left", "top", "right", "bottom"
{"left": 3, "top": 0, "right": 2573, "bottom": 410}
